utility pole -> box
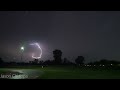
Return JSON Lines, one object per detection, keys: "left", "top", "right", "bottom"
{"left": 20, "top": 46, "right": 24, "bottom": 62}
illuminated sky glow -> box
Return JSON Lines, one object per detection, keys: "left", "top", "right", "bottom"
{"left": 1, "top": 11, "right": 120, "bottom": 62}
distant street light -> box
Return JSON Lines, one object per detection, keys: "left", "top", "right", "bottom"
{"left": 20, "top": 46, "right": 24, "bottom": 61}
{"left": 21, "top": 46, "right": 24, "bottom": 51}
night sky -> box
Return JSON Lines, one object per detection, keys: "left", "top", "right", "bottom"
{"left": 0, "top": 11, "right": 120, "bottom": 62}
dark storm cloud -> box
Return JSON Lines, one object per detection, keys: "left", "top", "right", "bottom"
{"left": 0, "top": 11, "right": 120, "bottom": 62}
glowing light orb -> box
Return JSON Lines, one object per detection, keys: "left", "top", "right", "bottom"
{"left": 30, "top": 43, "right": 42, "bottom": 59}
{"left": 21, "top": 46, "right": 24, "bottom": 51}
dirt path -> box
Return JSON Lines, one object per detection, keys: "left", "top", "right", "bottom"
{"left": 0, "top": 69, "right": 43, "bottom": 79}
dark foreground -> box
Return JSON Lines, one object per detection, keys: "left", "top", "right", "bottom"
{"left": 0, "top": 65, "right": 120, "bottom": 79}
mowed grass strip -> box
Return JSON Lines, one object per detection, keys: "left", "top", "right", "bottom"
{"left": 1, "top": 66, "right": 120, "bottom": 79}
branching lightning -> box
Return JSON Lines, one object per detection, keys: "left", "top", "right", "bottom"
{"left": 30, "top": 43, "right": 42, "bottom": 59}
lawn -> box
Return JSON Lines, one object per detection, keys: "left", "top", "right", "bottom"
{"left": 0, "top": 66, "right": 120, "bottom": 79}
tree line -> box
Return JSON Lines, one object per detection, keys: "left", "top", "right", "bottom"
{"left": 0, "top": 49, "right": 120, "bottom": 66}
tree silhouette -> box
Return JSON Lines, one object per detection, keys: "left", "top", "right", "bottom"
{"left": 53, "top": 49, "right": 62, "bottom": 64}
{"left": 88, "top": 62, "right": 93, "bottom": 65}
{"left": 44, "top": 60, "right": 51, "bottom": 65}
{"left": 75, "top": 56, "right": 85, "bottom": 65}
{"left": 0, "top": 57, "right": 4, "bottom": 65}
{"left": 99, "top": 59, "right": 108, "bottom": 65}
{"left": 63, "top": 58, "right": 68, "bottom": 64}
{"left": 89, "top": 59, "right": 120, "bottom": 66}
{"left": 34, "top": 59, "right": 39, "bottom": 64}
{"left": 63, "top": 58, "right": 72, "bottom": 65}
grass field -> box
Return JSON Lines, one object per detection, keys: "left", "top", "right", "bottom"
{"left": 0, "top": 65, "right": 120, "bottom": 79}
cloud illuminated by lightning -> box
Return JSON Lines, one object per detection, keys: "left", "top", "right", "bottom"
{"left": 30, "top": 43, "right": 42, "bottom": 59}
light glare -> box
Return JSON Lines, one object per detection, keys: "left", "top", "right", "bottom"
{"left": 21, "top": 46, "right": 24, "bottom": 50}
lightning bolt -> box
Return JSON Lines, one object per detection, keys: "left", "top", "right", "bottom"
{"left": 30, "top": 43, "right": 42, "bottom": 59}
